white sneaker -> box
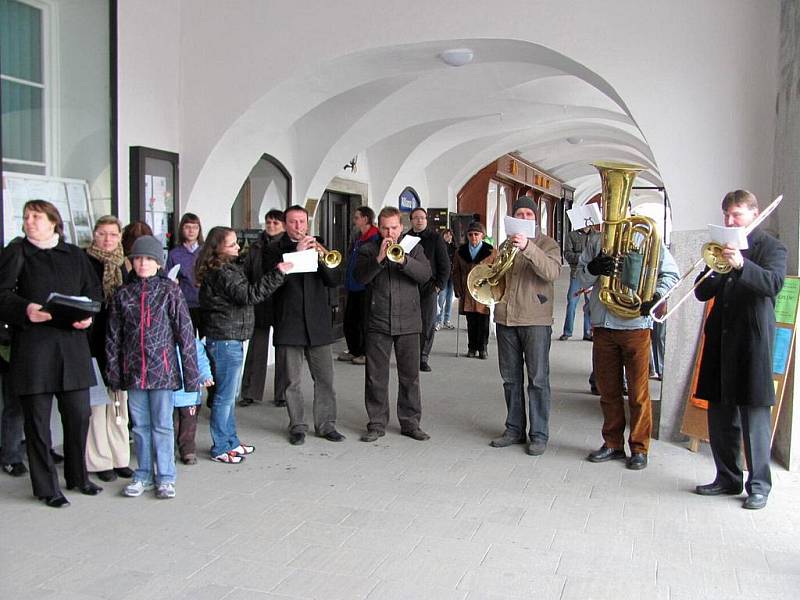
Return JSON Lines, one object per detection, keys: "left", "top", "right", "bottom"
{"left": 434, "top": 323, "right": 442, "bottom": 331}
{"left": 123, "top": 480, "right": 154, "bottom": 497}
{"left": 444, "top": 322, "right": 455, "bottom": 329}
{"left": 156, "top": 482, "right": 176, "bottom": 499}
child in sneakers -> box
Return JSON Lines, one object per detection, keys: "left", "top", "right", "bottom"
{"left": 173, "top": 338, "right": 213, "bottom": 465}
{"left": 106, "top": 236, "right": 201, "bottom": 499}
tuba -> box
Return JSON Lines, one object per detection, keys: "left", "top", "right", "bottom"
{"left": 593, "top": 161, "right": 662, "bottom": 319}
{"left": 467, "top": 239, "right": 518, "bottom": 306}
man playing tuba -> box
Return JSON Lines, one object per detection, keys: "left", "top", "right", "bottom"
{"left": 489, "top": 196, "right": 562, "bottom": 456}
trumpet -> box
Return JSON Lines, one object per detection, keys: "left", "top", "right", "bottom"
{"left": 314, "top": 241, "right": 342, "bottom": 268}
{"left": 649, "top": 194, "right": 783, "bottom": 323}
{"left": 386, "top": 242, "right": 405, "bottom": 263}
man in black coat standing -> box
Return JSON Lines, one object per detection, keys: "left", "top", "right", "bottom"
{"left": 405, "top": 207, "right": 450, "bottom": 372}
{"left": 694, "top": 190, "right": 786, "bottom": 510}
{"left": 264, "top": 205, "right": 345, "bottom": 445}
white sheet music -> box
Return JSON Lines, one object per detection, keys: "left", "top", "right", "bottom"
{"left": 707, "top": 224, "right": 748, "bottom": 250}
{"left": 282, "top": 249, "right": 318, "bottom": 273}
{"left": 399, "top": 235, "right": 420, "bottom": 253}
{"left": 504, "top": 216, "right": 537, "bottom": 238}
{"left": 566, "top": 204, "right": 602, "bottom": 230}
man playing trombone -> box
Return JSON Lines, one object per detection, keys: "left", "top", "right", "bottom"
{"left": 694, "top": 190, "right": 786, "bottom": 510}
{"left": 355, "top": 207, "right": 432, "bottom": 442}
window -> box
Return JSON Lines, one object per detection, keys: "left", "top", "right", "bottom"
{"left": 1, "top": 0, "right": 46, "bottom": 175}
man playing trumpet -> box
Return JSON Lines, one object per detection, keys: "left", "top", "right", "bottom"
{"left": 355, "top": 207, "right": 432, "bottom": 442}
{"left": 264, "top": 205, "right": 345, "bottom": 445}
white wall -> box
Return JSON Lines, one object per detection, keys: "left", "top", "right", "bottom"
{"left": 115, "top": 0, "right": 783, "bottom": 234}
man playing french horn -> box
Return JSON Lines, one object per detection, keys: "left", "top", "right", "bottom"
{"left": 355, "top": 206, "right": 432, "bottom": 442}
{"left": 489, "top": 196, "right": 562, "bottom": 456}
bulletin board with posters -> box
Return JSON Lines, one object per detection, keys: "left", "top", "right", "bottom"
{"left": 681, "top": 276, "right": 800, "bottom": 449}
{"left": 2, "top": 173, "right": 95, "bottom": 248}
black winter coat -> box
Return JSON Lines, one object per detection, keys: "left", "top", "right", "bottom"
{"left": 106, "top": 272, "right": 201, "bottom": 392}
{"left": 242, "top": 231, "right": 285, "bottom": 329}
{"left": 264, "top": 235, "right": 341, "bottom": 346}
{"left": 200, "top": 259, "right": 286, "bottom": 341}
{"left": 86, "top": 252, "right": 128, "bottom": 385}
{"left": 354, "top": 237, "right": 431, "bottom": 336}
{"left": 0, "top": 237, "right": 101, "bottom": 395}
{"left": 695, "top": 229, "right": 787, "bottom": 406}
{"left": 404, "top": 227, "right": 451, "bottom": 294}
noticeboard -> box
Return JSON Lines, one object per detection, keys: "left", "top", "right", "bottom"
{"left": 2, "top": 173, "right": 95, "bottom": 248}
{"left": 681, "top": 276, "right": 800, "bottom": 447}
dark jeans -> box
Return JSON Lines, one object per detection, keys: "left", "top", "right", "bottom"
{"left": 562, "top": 273, "right": 591, "bottom": 338}
{"left": 708, "top": 403, "right": 772, "bottom": 496}
{"left": 343, "top": 290, "right": 369, "bottom": 357}
{"left": 496, "top": 324, "right": 552, "bottom": 442}
{"left": 364, "top": 331, "right": 421, "bottom": 433}
{"left": 0, "top": 375, "right": 24, "bottom": 464}
{"left": 592, "top": 327, "right": 652, "bottom": 454}
{"left": 20, "top": 389, "right": 90, "bottom": 498}
{"left": 465, "top": 313, "right": 489, "bottom": 353}
{"left": 419, "top": 290, "right": 438, "bottom": 363}
{"left": 277, "top": 344, "right": 337, "bottom": 435}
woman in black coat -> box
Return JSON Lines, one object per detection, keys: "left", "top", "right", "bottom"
{"left": 0, "top": 200, "right": 103, "bottom": 507}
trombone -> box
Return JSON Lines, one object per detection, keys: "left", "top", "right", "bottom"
{"left": 649, "top": 194, "right": 783, "bottom": 323}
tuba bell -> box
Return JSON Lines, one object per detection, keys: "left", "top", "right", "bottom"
{"left": 593, "top": 161, "right": 662, "bottom": 319}
{"left": 467, "top": 239, "right": 518, "bottom": 306}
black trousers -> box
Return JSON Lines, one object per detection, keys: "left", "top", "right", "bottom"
{"left": 343, "top": 290, "right": 369, "bottom": 357}
{"left": 240, "top": 327, "right": 285, "bottom": 403}
{"left": 707, "top": 403, "right": 772, "bottom": 496}
{"left": 465, "top": 313, "right": 490, "bottom": 353}
{"left": 20, "top": 390, "right": 90, "bottom": 498}
{"left": 365, "top": 332, "right": 421, "bottom": 433}
{"left": 419, "top": 290, "right": 438, "bottom": 363}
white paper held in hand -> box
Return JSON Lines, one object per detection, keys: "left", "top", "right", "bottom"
{"left": 566, "top": 204, "right": 602, "bottom": 231}
{"left": 504, "top": 215, "right": 536, "bottom": 238}
{"left": 707, "top": 224, "right": 748, "bottom": 250}
{"left": 399, "top": 235, "right": 420, "bottom": 253}
{"left": 282, "top": 249, "right": 319, "bottom": 273}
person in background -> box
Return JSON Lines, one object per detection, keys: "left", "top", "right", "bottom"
{"left": 121, "top": 221, "right": 154, "bottom": 269}
{"left": 436, "top": 228, "right": 457, "bottom": 331}
{"left": 173, "top": 338, "right": 214, "bottom": 465}
{"left": 489, "top": 197, "right": 562, "bottom": 457}
{"left": 241, "top": 209, "right": 287, "bottom": 406}
{"left": 559, "top": 224, "right": 593, "bottom": 341}
{"left": 107, "top": 236, "right": 200, "bottom": 499}
{"left": 355, "top": 207, "right": 432, "bottom": 442}
{"left": 338, "top": 206, "right": 380, "bottom": 366}
{"left": 197, "top": 227, "right": 290, "bottom": 461}
{"left": 405, "top": 207, "right": 450, "bottom": 372}
{"left": 0, "top": 200, "right": 103, "bottom": 508}
{"left": 166, "top": 213, "right": 204, "bottom": 333}
{"left": 452, "top": 222, "right": 496, "bottom": 359}
{"left": 694, "top": 190, "right": 786, "bottom": 510}
{"left": 84, "top": 215, "right": 134, "bottom": 483}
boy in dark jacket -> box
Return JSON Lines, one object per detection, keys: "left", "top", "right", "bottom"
{"left": 355, "top": 207, "right": 432, "bottom": 442}
{"left": 106, "top": 236, "right": 201, "bottom": 499}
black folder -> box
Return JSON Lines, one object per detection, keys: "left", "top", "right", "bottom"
{"left": 41, "top": 293, "right": 101, "bottom": 324}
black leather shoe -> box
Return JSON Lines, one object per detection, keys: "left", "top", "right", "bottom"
{"left": 558, "top": 334, "right": 570, "bottom": 341}
{"left": 587, "top": 445, "right": 626, "bottom": 463}
{"left": 695, "top": 481, "right": 743, "bottom": 496}
{"left": 321, "top": 430, "right": 346, "bottom": 442}
{"left": 114, "top": 467, "right": 134, "bottom": 478}
{"left": 274, "top": 399, "right": 287, "bottom": 407}
{"left": 743, "top": 493, "right": 768, "bottom": 510}
{"left": 419, "top": 362, "right": 432, "bottom": 372}
{"left": 466, "top": 351, "right": 476, "bottom": 358}
{"left": 289, "top": 432, "right": 306, "bottom": 446}
{"left": 95, "top": 470, "right": 117, "bottom": 482}
{"left": 360, "top": 430, "right": 385, "bottom": 442}
{"left": 478, "top": 351, "right": 488, "bottom": 360}
{"left": 401, "top": 429, "right": 430, "bottom": 441}
{"left": 39, "top": 494, "right": 70, "bottom": 508}
{"left": 490, "top": 434, "right": 526, "bottom": 448}
{"left": 626, "top": 453, "right": 648, "bottom": 470}
{"left": 67, "top": 482, "right": 103, "bottom": 496}
{"left": 526, "top": 440, "right": 547, "bottom": 456}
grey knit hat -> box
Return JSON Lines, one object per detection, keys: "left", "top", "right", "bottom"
{"left": 129, "top": 235, "right": 164, "bottom": 266}
{"left": 512, "top": 196, "right": 537, "bottom": 214}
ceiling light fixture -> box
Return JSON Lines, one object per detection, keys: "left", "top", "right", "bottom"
{"left": 439, "top": 48, "right": 474, "bottom": 67}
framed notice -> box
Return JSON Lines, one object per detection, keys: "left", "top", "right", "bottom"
{"left": 2, "top": 173, "right": 94, "bottom": 247}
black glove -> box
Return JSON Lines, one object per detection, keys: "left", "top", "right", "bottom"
{"left": 587, "top": 253, "right": 615, "bottom": 276}
{"left": 639, "top": 292, "right": 661, "bottom": 316}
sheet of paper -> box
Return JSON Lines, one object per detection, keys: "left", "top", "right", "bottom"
{"left": 707, "top": 224, "right": 748, "bottom": 250}
{"left": 167, "top": 264, "right": 181, "bottom": 282}
{"left": 282, "top": 249, "right": 318, "bottom": 273}
{"left": 566, "top": 204, "right": 602, "bottom": 230}
{"left": 504, "top": 215, "right": 536, "bottom": 238}
{"left": 399, "top": 235, "right": 420, "bottom": 253}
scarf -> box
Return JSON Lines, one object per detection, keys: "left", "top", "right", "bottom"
{"left": 26, "top": 233, "right": 60, "bottom": 250}
{"left": 86, "top": 243, "right": 125, "bottom": 301}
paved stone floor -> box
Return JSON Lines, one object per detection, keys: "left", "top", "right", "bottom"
{"left": 2, "top": 272, "right": 799, "bottom": 599}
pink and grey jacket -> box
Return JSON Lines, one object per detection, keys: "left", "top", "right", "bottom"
{"left": 105, "top": 271, "right": 201, "bottom": 392}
